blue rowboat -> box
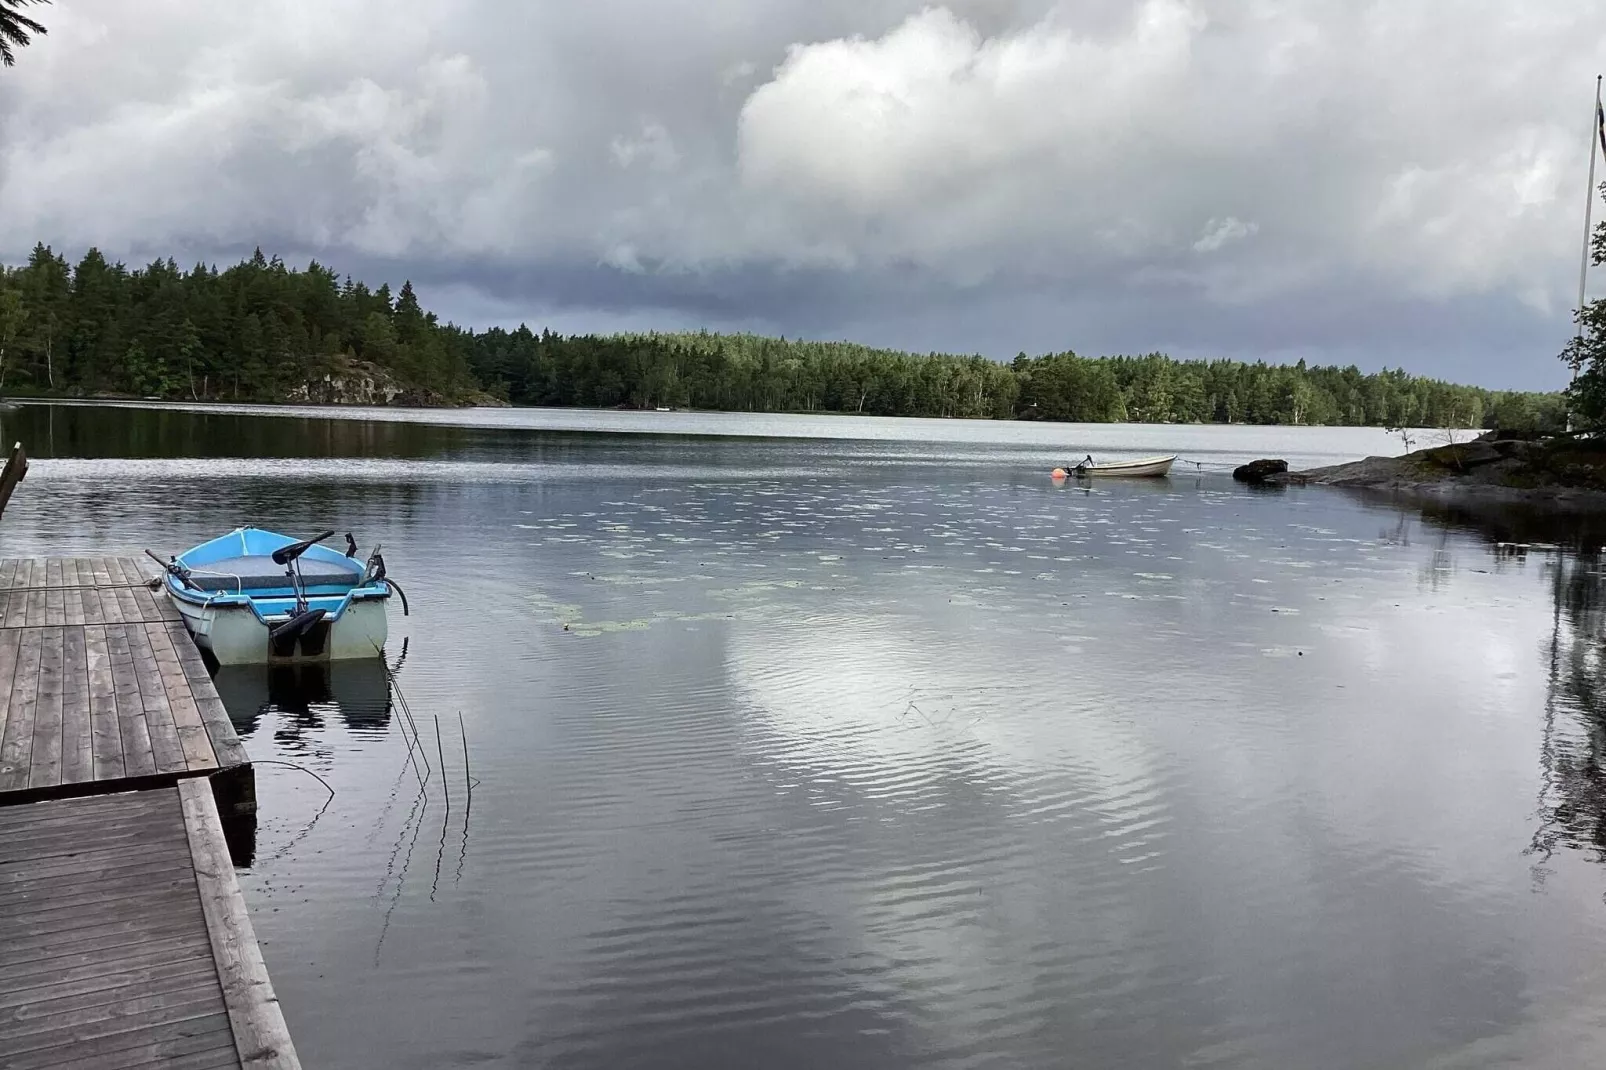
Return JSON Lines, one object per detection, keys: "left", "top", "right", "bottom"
{"left": 155, "top": 527, "right": 401, "bottom": 665}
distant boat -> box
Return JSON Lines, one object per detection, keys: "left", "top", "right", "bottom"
{"left": 155, "top": 527, "right": 399, "bottom": 665}
{"left": 1054, "top": 455, "right": 1176, "bottom": 479}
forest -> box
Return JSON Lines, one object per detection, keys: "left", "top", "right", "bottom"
{"left": 0, "top": 244, "right": 1566, "bottom": 430}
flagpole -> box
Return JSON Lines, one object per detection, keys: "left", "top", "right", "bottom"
{"left": 1576, "top": 74, "right": 1602, "bottom": 362}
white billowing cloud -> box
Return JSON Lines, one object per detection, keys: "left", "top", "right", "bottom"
{"left": 737, "top": 3, "right": 1201, "bottom": 247}
{"left": 1, "top": 0, "right": 1604, "bottom": 383}
{"left": 728, "top": 0, "right": 1594, "bottom": 308}
{"left": 1, "top": 4, "right": 556, "bottom": 259}
{"left": 610, "top": 122, "right": 681, "bottom": 172}
{"left": 1193, "top": 217, "right": 1258, "bottom": 254}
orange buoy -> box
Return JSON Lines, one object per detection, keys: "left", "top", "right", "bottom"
{"left": 1051, "top": 468, "right": 1067, "bottom": 480}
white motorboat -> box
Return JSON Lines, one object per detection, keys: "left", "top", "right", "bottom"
{"left": 1053, "top": 455, "right": 1176, "bottom": 479}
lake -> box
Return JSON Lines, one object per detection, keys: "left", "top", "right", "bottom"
{"left": 2, "top": 401, "right": 1603, "bottom": 1070}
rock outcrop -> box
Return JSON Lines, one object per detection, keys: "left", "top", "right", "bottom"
{"left": 1296, "top": 438, "right": 1606, "bottom": 508}
{"left": 1233, "top": 458, "right": 1289, "bottom": 484}
{"left": 288, "top": 361, "right": 408, "bottom": 406}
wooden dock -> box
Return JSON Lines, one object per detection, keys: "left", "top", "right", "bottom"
{"left": 0, "top": 783, "right": 295, "bottom": 1068}
{"left": 0, "top": 558, "right": 252, "bottom": 812}
{"left": 0, "top": 558, "right": 297, "bottom": 1068}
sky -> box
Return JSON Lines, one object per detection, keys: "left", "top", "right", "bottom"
{"left": 2, "top": 0, "right": 1604, "bottom": 389}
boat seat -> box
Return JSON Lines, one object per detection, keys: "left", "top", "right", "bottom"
{"left": 185, "top": 554, "right": 361, "bottom": 592}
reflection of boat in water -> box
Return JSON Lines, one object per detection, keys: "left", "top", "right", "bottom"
{"left": 211, "top": 657, "right": 394, "bottom": 740}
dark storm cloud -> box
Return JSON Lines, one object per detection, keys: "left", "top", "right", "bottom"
{"left": 2, "top": 0, "right": 1603, "bottom": 386}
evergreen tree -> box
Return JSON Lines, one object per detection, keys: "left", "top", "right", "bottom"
{"left": 0, "top": 243, "right": 1565, "bottom": 427}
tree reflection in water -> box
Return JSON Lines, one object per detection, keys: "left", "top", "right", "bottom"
{"left": 1531, "top": 550, "right": 1606, "bottom": 869}
{"left": 1381, "top": 494, "right": 1606, "bottom": 874}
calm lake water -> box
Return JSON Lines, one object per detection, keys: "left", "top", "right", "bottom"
{"left": 3, "top": 402, "right": 1605, "bottom": 1070}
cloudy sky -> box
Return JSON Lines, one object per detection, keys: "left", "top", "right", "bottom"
{"left": 2, "top": 0, "right": 1604, "bottom": 388}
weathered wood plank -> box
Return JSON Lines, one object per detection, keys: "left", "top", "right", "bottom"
{"left": 0, "top": 883, "right": 205, "bottom": 940}
{"left": 23, "top": 563, "right": 46, "bottom": 628}
{"left": 119, "top": 557, "right": 174, "bottom": 624}
{"left": 0, "top": 955, "right": 219, "bottom": 1013}
{"left": 27, "top": 628, "right": 66, "bottom": 790}
{"left": 0, "top": 884, "right": 203, "bottom": 952}
{"left": 0, "top": 935, "right": 213, "bottom": 993}
{"left": 0, "top": 785, "right": 172, "bottom": 825}
{"left": 104, "top": 624, "right": 158, "bottom": 779}
{"left": 0, "top": 629, "right": 43, "bottom": 792}
{"left": 77, "top": 560, "right": 104, "bottom": 627}
{"left": 0, "top": 832, "right": 184, "bottom": 873}
{"left": 60, "top": 560, "right": 83, "bottom": 626}
{"left": 0, "top": 628, "right": 22, "bottom": 753}
{"left": 125, "top": 624, "right": 186, "bottom": 775}
{"left": 58, "top": 626, "right": 93, "bottom": 785}
{"left": 146, "top": 625, "right": 217, "bottom": 771}
{"left": 0, "top": 992, "right": 227, "bottom": 1056}
{"left": 82, "top": 625, "right": 123, "bottom": 783}
{"left": 167, "top": 624, "right": 251, "bottom": 772}
{"left": 87, "top": 558, "right": 124, "bottom": 626}
{"left": 132, "top": 555, "right": 186, "bottom": 623}
{"left": 117, "top": 1041, "right": 245, "bottom": 1070}
{"left": 0, "top": 561, "right": 18, "bottom": 630}
{"left": 0, "top": 807, "right": 183, "bottom": 849}
{"left": 0, "top": 911, "right": 201, "bottom": 965}
{"left": 0, "top": 804, "right": 171, "bottom": 838}
{"left": 42, "top": 561, "right": 66, "bottom": 627}
{"left": 0, "top": 874, "right": 201, "bottom": 923}
{"left": 0, "top": 559, "right": 15, "bottom": 626}
{"left": 179, "top": 779, "right": 300, "bottom": 1069}
{"left": 4, "top": 1014, "right": 236, "bottom": 1070}
{"left": 5, "top": 562, "right": 26, "bottom": 627}
{"left": 110, "top": 559, "right": 145, "bottom": 625}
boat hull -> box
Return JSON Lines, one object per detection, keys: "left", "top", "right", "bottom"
{"left": 1071, "top": 455, "right": 1176, "bottom": 478}
{"left": 162, "top": 527, "right": 393, "bottom": 666}
{"left": 171, "top": 594, "right": 389, "bottom": 666}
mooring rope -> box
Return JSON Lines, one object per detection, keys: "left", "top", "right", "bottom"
{"left": 1, "top": 582, "right": 159, "bottom": 592}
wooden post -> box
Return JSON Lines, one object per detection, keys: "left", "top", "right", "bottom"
{"left": 0, "top": 442, "right": 26, "bottom": 521}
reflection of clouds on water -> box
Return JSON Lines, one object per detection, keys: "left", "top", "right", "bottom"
{"left": 24, "top": 397, "right": 1606, "bottom": 1066}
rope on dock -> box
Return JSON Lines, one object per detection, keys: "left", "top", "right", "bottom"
{"left": 2, "top": 582, "right": 159, "bottom": 592}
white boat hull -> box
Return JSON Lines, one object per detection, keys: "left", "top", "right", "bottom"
{"left": 1065, "top": 455, "right": 1176, "bottom": 478}
{"left": 171, "top": 594, "right": 389, "bottom": 666}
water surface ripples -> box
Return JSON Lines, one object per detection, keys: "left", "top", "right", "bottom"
{"left": 2, "top": 403, "right": 1605, "bottom": 1068}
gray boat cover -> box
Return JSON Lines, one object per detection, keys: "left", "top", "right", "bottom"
{"left": 185, "top": 554, "right": 361, "bottom": 592}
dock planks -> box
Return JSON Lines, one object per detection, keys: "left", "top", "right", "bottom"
{"left": 0, "top": 786, "right": 299, "bottom": 1069}
{"left": 0, "top": 557, "right": 291, "bottom": 1068}
{"left": 0, "top": 559, "right": 251, "bottom": 806}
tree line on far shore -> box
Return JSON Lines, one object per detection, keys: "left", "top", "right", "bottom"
{"left": 0, "top": 243, "right": 1566, "bottom": 430}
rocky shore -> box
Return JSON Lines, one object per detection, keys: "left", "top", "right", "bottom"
{"left": 1235, "top": 433, "right": 1606, "bottom": 510}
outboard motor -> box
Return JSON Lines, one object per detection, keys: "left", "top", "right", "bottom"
{"left": 269, "top": 608, "right": 328, "bottom": 657}
{"left": 362, "top": 544, "right": 409, "bottom": 616}
{"left": 268, "top": 530, "right": 336, "bottom": 657}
